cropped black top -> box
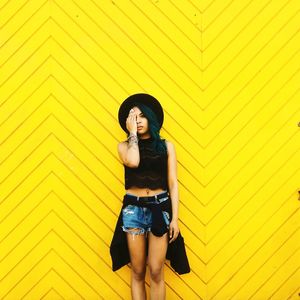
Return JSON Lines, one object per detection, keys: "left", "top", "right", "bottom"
{"left": 124, "top": 137, "right": 168, "bottom": 190}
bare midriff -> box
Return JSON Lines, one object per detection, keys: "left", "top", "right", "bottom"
{"left": 126, "top": 187, "right": 166, "bottom": 197}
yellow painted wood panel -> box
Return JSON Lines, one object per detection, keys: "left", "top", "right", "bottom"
{"left": 1, "top": 1, "right": 299, "bottom": 299}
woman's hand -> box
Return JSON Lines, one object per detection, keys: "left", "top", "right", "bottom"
{"left": 126, "top": 109, "right": 137, "bottom": 134}
{"left": 169, "top": 219, "right": 179, "bottom": 243}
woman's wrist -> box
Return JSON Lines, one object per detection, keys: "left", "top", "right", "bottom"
{"left": 127, "top": 132, "right": 138, "bottom": 145}
{"left": 128, "top": 130, "right": 137, "bottom": 135}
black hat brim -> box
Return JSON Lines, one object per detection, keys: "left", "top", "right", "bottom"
{"left": 118, "top": 93, "right": 164, "bottom": 133}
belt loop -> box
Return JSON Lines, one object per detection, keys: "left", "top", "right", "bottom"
{"left": 137, "top": 196, "right": 139, "bottom": 201}
{"left": 155, "top": 195, "right": 158, "bottom": 203}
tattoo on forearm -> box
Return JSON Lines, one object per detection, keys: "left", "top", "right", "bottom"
{"left": 127, "top": 133, "right": 138, "bottom": 148}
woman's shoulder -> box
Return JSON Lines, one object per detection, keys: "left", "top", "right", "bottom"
{"left": 163, "top": 139, "right": 174, "bottom": 146}
{"left": 163, "top": 140, "right": 175, "bottom": 153}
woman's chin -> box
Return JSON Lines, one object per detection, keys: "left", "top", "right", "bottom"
{"left": 138, "top": 132, "right": 150, "bottom": 138}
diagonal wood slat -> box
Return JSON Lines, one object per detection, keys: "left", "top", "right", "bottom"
{"left": 1, "top": 1, "right": 299, "bottom": 299}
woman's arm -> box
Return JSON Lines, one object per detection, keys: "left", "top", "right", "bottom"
{"left": 117, "top": 134, "right": 140, "bottom": 168}
{"left": 117, "top": 110, "right": 140, "bottom": 168}
{"left": 166, "top": 141, "right": 180, "bottom": 243}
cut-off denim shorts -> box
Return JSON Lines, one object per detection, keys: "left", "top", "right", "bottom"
{"left": 122, "top": 191, "right": 171, "bottom": 235}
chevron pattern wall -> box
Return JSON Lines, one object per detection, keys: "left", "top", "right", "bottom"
{"left": 1, "top": 1, "right": 299, "bottom": 299}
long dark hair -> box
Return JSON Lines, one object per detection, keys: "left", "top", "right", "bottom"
{"left": 130, "top": 103, "right": 167, "bottom": 155}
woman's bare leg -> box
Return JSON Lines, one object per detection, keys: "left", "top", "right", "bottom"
{"left": 126, "top": 230, "right": 147, "bottom": 300}
{"left": 147, "top": 232, "right": 168, "bottom": 300}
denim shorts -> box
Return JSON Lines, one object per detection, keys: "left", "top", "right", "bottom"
{"left": 122, "top": 191, "right": 171, "bottom": 235}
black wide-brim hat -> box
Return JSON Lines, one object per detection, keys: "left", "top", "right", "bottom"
{"left": 118, "top": 93, "right": 164, "bottom": 133}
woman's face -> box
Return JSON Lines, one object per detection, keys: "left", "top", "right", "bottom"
{"left": 132, "top": 106, "right": 149, "bottom": 136}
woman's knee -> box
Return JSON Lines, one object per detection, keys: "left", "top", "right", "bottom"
{"left": 131, "top": 265, "right": 146, "bottom": 281}
{"left": 149, "top": 265, "right": 164, "bottom": 283}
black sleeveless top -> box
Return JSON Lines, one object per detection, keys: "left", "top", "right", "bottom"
{"left": 124, "top": 137, "right": 168, "bottom": 190}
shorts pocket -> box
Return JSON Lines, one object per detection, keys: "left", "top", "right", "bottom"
{"left": 122, "top": 205, "right": 136, "bottom": 216}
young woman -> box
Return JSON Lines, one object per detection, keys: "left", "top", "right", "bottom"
{"left": 110, "top": 93, "right": 190, "bottom": 300}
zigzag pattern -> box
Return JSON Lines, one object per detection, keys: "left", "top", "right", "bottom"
{"left": 1, "top": 1, "right": 299, "bottom": 299}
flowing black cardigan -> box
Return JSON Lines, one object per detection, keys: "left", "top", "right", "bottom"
{"left": 109, "top": 195, "right": 190, "bottom": 275}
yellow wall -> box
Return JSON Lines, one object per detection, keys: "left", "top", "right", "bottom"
{"left": 1, "top": 1, "right": 299, "bottom": 299}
